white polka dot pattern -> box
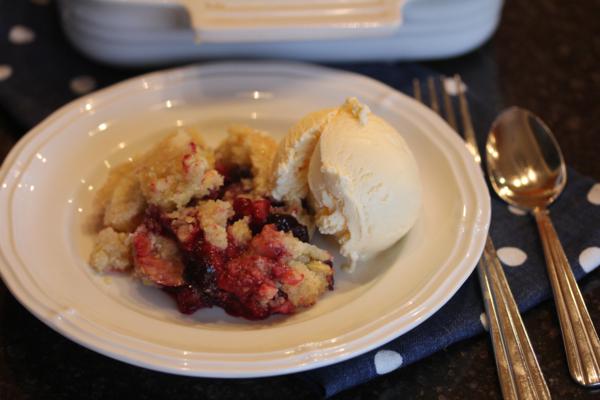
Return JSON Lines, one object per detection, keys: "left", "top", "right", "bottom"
{"left": 587, "top": 184, "right": 600, "bottom": 205}
{"left": 374, "top": 350, "right": 403, "bottom": 375}
{"left": 579, "top": 247, "right": 600, "bottom": 273}
{"left": 9, "top": 25, "right": 35, "bottom": 45}
{"left": 443, "top": 77, "right": 467, "bottom": 96}
{"left": 0, "top": 65, "right": 12, "bottom": 81}
{"left": 508, "top": 205, "right": 527, "bottom": 216}
{"left": 70, "top": 76, "right": 97, "bottom": 95}
{"left": 497, "top": 247, "right": 527, "bottom": 267}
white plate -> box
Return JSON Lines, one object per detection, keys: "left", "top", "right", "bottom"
{"left": 0, "top": 62, "right": 490, "bottom": 377}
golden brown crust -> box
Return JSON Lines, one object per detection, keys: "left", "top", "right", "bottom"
{"left": 215, "top": 125, "right": 277, "bottom": 195}
{"left": 89, "top": 227, "right": 132, "bottom": 272}
{"left": 137, "top": 129, "right": 222, "bottom": 210}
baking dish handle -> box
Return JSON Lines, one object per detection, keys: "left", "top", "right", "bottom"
{"left": 175, "top": 0, "right": 406, "bottom": 43}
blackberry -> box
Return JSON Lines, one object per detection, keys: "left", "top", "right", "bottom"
{"left": 163, "top": 284, "right": 204, "bottom": 314}
{"left": 266, "top": 214, "right": 309, "bottom": 242}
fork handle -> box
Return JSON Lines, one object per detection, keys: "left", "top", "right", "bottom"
{"left": 534, "top": 208, "right": 600, "bottom": 387}
{"left": 478, "top": 236, "right": 551, "bottom": 400}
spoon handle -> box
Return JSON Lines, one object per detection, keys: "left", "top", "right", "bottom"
{"left": 534, "top": 208, "right": 600, "bottom": 387}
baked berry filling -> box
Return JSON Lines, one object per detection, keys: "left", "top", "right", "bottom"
{"left": 134, "top": 186, "right": 329, "bottom": 319}
{"left": 90, "top": 128, "right": 334, "bottom": 320}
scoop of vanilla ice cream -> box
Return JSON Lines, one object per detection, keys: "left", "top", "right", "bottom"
{"left": 308, "top": 98, "right": 421, "bottom": 270}
{"left": 271, "top": 98, "right": 421, "bottom": 271}
{"left": 271, "top": 108, "right": 336, "bottom": 202}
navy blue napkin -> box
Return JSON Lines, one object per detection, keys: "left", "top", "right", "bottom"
{"left": 1, "top": 2, "right": 599, "bottom": 399}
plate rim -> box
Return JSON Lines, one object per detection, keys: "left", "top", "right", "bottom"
{"left": 0, "top": 61, "right": 490, "bottom": 377}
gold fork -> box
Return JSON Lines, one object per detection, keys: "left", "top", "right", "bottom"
{"left": 413, "top": 76, "right": 551, "bottom": 400}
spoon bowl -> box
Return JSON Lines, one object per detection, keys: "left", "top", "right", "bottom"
{"left": 486, "top": 106, "right": 600, "bottom": 388}
{"left": 486, "top": 107, "right": 566, "bottom": 210}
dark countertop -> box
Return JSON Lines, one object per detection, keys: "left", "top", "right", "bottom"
{"left": 1, "top": 0, "right": 599, "bottom": 399}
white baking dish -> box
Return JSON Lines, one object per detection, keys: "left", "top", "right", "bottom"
{"left": 58, "top": 0, "right": 503, "bottom": 66}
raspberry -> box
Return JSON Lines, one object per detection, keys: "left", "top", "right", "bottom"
{"left": 233, "top": 197, "right": 253, "bottom": 218}
{"left": 250, "top": 199, "right": 270, "bottom": 225}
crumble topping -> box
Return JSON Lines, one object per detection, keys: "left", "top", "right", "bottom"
{"left": 89, "top": 125, "right": 334, "bottom": 320}
{"left": 196, "top": 200, "right": 233, "bottom": 250}
{"left": 103, "top": 172, "right": 145, "bottom": 232}
{"left": 284, "top": 261, "right": 333, "bottom": 307}
{"left": 90, "top": 227, "right": 132, "bottom": 272}
{"left": 228, "top": 217, "right": 252, "bottom": 246}
{"left": 215, "top": 125, "right": 277, "bottom": 195}
{"left": 138, "top": 129, "right": 222, "bottom": 210}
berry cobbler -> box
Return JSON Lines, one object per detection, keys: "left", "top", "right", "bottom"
{"left": 89, "top": 126, "right": 334, "bottom": 320}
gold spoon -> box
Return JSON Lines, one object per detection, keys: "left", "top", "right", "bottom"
{"left": 486, "top": 106, "right": 600, "bottom": 387}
